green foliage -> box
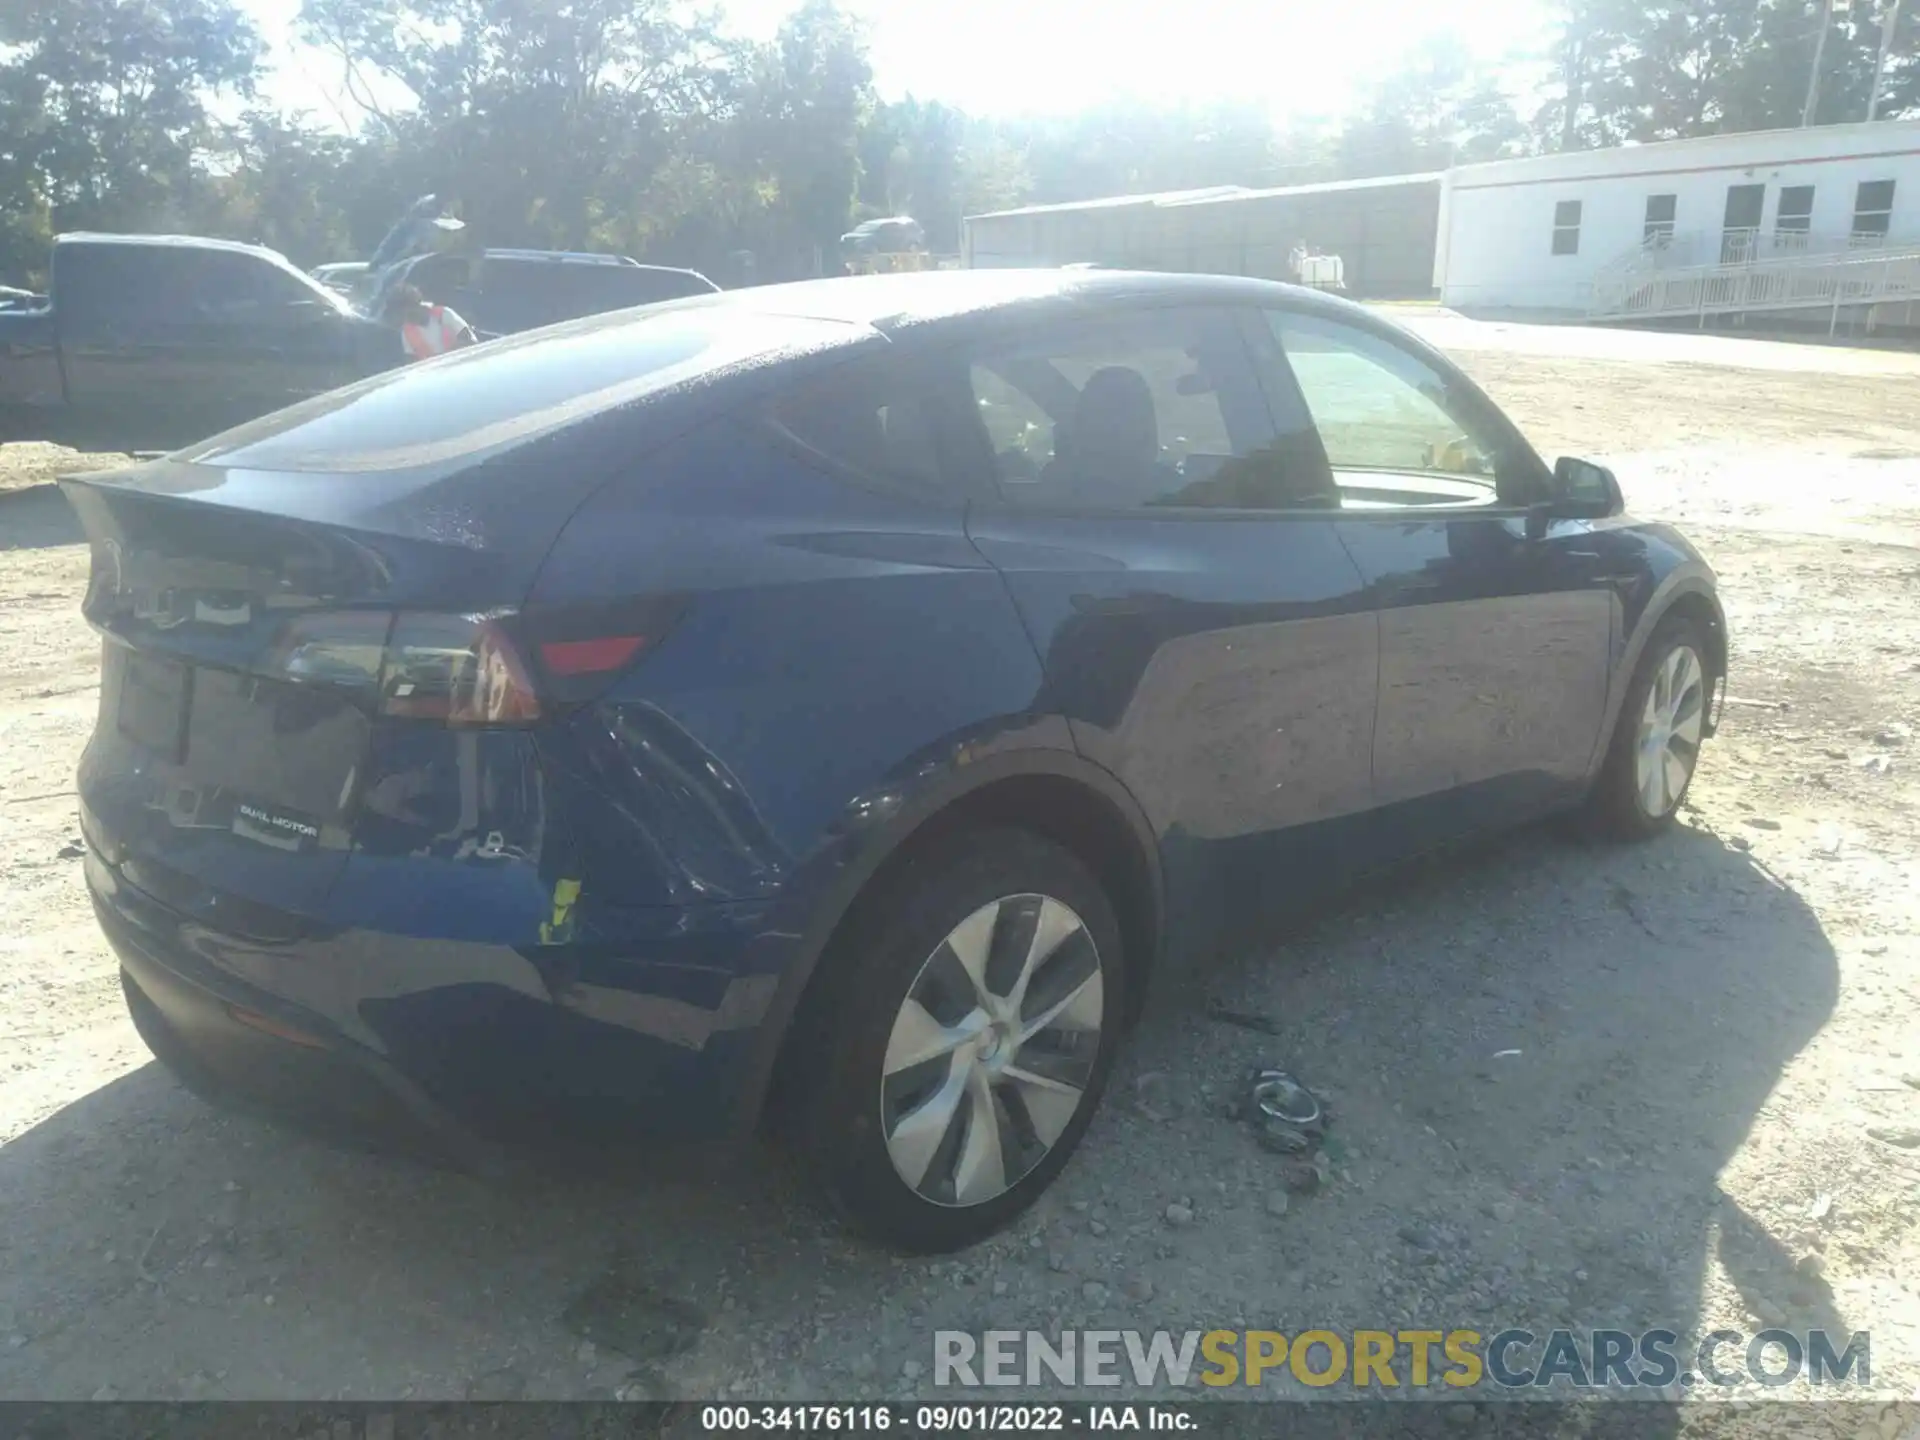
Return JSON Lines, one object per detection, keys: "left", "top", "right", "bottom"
{"left": 1544, "top": 0, "right": 1918, "bottom": 148}
{"left": 0, "top": 0, "right": 261, "bottom": 275}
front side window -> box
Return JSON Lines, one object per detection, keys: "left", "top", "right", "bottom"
{"left": 187, "top": 250, "right": 327, "bottom": 317}
{"left": 1268, "top": 311, "right": 1516, "bottom": 510}
{"left": 1552, "top": 200, "right": 1582, "bottom": 256}
{"left": 1853, "top": 180, "right": 1896, "bottom": 240}
{"left": 962, "top": 307, "right": 1324, "bottom": 512}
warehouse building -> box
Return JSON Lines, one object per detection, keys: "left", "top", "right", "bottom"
{"left": 963, "top": 119, "right": 1920, "bottom": 322}
{"left": 1436, "top": 118, "right": 1920, "bottom": 316}
{"left": 962, "top": 173, "right": 1445, "bottom": 299}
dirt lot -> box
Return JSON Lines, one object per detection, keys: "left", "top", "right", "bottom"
{"left": 2, "top": 316, "right": 1918, "bottom": 1424}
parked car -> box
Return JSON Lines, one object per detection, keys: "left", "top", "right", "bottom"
{"left": 0, "top": 233, "right": 398, "bottom": 450}
{"left": 311, "top": 261, "right": 371, "bottom": 297}
{"left": 372, "top": 248, "right": 719, "bottom": 335}
{"left": 66, "top": 270, "right": 1726, "bottom": 1252}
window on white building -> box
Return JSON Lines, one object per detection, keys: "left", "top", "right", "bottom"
{"left": 1643, "top": 194, "right": 1677, "bottom": 246}
{"left": 1776, "top": 186, "right": 1815, "bottom": 247}
{"left": 1853, "top": 180, "right": 1895, "bottom": 241}
{"left": 1551, "top": 200, "right": 1582, "bottom": 256}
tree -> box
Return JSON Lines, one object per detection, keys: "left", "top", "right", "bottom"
{"left": 1336, "top": 34, "right": 1532, "bottom": 175}
{"left": 957, "top": 126, "right": 1033, "bottom": 222}
{"left": 731, "top": 0, "right": 872, "bottom": 274}
{"left": 295, "top": 0, "right": 741, "bottom": 251}
{"left": 1536, "top": 0, "right": 1920, "bottom": 146}
{"left": 0, "top": 0, "right": 263, "bottom": 249}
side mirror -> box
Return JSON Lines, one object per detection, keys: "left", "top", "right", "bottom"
{"left": 1553, "top": 456, "right": 1623, "bottom": 513}
{"left": 1527, "top": 458, "right": 1622, "bottom": 539}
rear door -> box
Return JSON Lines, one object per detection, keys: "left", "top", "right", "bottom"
{"left": 1258, "top": 306, "right": 1615, "bottom": 857}
{"left": 957, "top": 305, "right": 1378, "bottom": 963}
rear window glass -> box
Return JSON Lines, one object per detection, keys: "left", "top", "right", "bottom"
{"left": 177, "top": 306, "right": 849, "bottom": 474}
{"left": 766, "top": 361, "right": 956, "bottom": 501}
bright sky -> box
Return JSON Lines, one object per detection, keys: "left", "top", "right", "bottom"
{"left": 239, "top": 0, "right": 1555, "bottom": 129}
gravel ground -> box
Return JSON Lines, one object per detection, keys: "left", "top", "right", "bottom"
{"left": 1, "top": 315, "right": 1917, "bottom": 1424}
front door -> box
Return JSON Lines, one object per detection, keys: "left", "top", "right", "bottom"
{"left": 56, "top": 245, "right": 226, "bottom": 445}
{"left": 1258, "top": 308, "right": 1616, "bottom": 859}
{"left": 955, "top": 305, "right": 1380, "bottom": 965}
{"left": 1722, "top": 184, "right": 1767, "bottom": 263}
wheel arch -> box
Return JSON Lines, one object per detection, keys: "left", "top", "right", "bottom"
{"left": 1656, "top": 588, "right": 1728, "bottom": 719}
{"left": 1587, "top": 568, "right": 1729, "bottom": 784}
{"left": 737, "top": 749, "right": 1163, "bottom": 1138}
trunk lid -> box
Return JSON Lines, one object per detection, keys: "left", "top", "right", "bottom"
{"left": 64, "top": 445, "right": 609, "bottom": 917}
{"left": 64, "top": 303, "right": 862, "bottom": 919}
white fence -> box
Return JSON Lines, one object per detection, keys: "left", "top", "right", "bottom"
{"left": 1588, "top": 228, "right": 1920, "bottom": 326}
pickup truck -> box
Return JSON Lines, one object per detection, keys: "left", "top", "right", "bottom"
{"left": 0, "top": 233, "right": 401, "bottom": 451}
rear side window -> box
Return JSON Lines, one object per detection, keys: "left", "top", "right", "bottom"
{"left": 961, "top": 307, "right": 1330, "bottom": 512}
{"left": 765, "top": 358, "right": 962, "bottom": 502}
{"left": 178, "top": 308, "right": 859, "bottom": 474}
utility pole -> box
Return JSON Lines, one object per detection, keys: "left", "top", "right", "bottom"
{"left": 1868, "top": 0, "right": 1905, "bottom": 120}
{"left": 1803, "top": 0, "right": 1844, "bottom": 126}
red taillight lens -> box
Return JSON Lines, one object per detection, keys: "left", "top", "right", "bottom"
{"left": 260, "top": 599, "right": 680, "bottom": 727}
{"left": 538, "top": 635, "right": 646, "bottom": 677}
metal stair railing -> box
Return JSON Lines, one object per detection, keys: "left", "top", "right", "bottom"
{"left": 1588, "top": 231, "right": 1920, "bottom": 324}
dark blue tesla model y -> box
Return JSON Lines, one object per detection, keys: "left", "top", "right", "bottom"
{"left": 65, "top": 270, "right": 1726, "bottom": 1251}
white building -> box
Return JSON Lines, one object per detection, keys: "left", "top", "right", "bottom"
{"left": 963, "top": 174, "right": 1446, "bottom": 298}
{"left": 1435, "top": 119, "right": 1920, "bottom": 313}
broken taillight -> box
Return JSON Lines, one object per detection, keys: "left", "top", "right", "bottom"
{"left": 260, "top": 600, "right": 680, "bottom": 727}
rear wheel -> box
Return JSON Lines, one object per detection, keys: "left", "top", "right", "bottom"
{"left": 1588, "top": 616, "right": 1711, "bottom": 838}
{"left": 794, "top": 829, "right": 1124, "bottom": 1252}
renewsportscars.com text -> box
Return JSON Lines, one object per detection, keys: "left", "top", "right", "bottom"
{"left": 933, "top": 1328, "right": 1872, "bottom": 1391}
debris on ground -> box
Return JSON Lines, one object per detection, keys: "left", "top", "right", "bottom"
{"left": 1132, "top": 1070, "right": 1176, "bottom": 1121}
{"left": 1204, "top": 1001, "right": 1283, "bottom": 1036}
{"left": 561, "top": 1276, "right": 708, "bottom": 1361}
{"left": 1245, "top": 1069, "right": 1326, "bottom": 1154}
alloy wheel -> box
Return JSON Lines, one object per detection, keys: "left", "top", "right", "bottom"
{"left": 1634, "top": 643, "right": 1706, "bottom": 818}
{"left": 879, "top": 894, "right": 1105, "bottom": 1208}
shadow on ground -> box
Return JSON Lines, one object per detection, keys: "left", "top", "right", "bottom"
{"left": 0, "top": 483, "right": 84, "bottom": 551}
{"left": 0, "top": 819, "right": 1840, "bottom": 1412}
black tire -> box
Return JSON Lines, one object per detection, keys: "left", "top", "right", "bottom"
{"left": 1586, "top": 615, "right": 1713, "bottom": 839}
{"left": 791, "top": 827, "right": 1126, "bottom": 1253}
